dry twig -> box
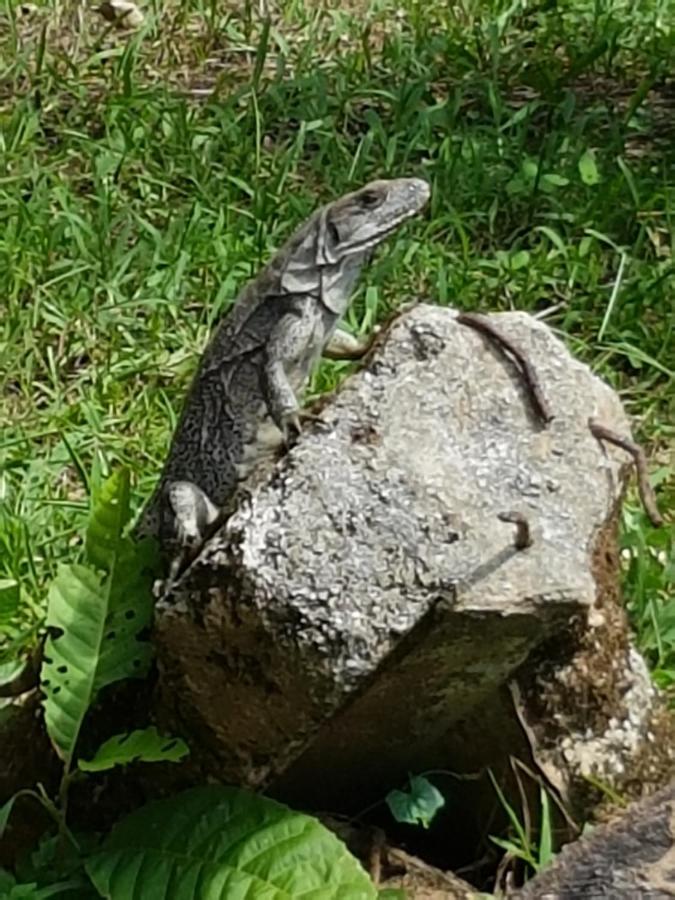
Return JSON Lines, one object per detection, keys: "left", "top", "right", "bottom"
{"left": 498, "top": 510, "right": 533, "bottom": 550}
{"left": 367, "top": 827, "right": 385, "bottom": 886}
{"left": 588, "top": 419, "right": 664, "bottom": 527}
{"left": 457, "top": 312, "right": 553, "bottom": 425}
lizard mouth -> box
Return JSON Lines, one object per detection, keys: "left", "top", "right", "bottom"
{"left": 319, "top": 178, "right": 430, "bottom": 263}
{"left": 340, "top": 213, "right": 419, "bottom": 257}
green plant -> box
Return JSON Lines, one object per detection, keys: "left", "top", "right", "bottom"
{"left": 41, "top": 467, "right": 158, "bottom": 771}
{"left": 86, "top": 785, "right": 379, "bottom": 899}
{"left": 2, "top": 783, "right": 382, "bottom": 898}
{"left": 622, "top": 478, "right": 675, "bottom": 701}
{"left": 385, "top": 774, "right": 445, "bottom": 829}
{"left": 0, "top": 467, "right": 186, "bottom": 888}
{"left": 488, "top": 768, "right": 555, "bottom": 880}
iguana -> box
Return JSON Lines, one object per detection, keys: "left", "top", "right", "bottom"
{"left": 136, "top": 177, "right": 430, "bottom": 572}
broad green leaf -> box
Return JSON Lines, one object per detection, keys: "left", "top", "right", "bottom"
{"left": 385, "top": 775, "right": 445, "bottom": 829}
{"left": 0, "top": 880, "right": 90, "bottom": 898}
{"left": 578, "top": 150, "right": 600, "bottom": 185}
{"left": 41, "top": 468, "right": 155, "bottom": 764}
{"left": 41, "top": 555, "right": 153, "bottom": 763}
{"left": 85, "top": 469, "right": 130, "bottom": 573}
{"left": 78, "top": 727, "right": 189, "bottom": 772}
{"left": 86, "top": 786, "right": 377, "bottom": 899}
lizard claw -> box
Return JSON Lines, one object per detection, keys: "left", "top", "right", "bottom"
{"left": 281, "top": 411, "right": 303, "bottom": 445}
{"left": 167, "top": 480, "right": 220, "bottom": 547}
{"left": 280, "top": 409, "right": 327, "bottom": 445}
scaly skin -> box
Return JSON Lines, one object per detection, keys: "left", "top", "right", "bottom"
{"left": 136, "top": 177, "right": 430, "bottom": 557}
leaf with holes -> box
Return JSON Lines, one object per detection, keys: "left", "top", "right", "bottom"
{"left": 40, "top": 469, "right": 155, "bottom": 765}
{"left": 78, "top": 727, "right": 189, "bottom": 772}
{"left": 84, "top": 468, "right": 131, "bottom": 573}
{"left": 386, "top": 775, "right": 445, "bottom": 829}
{"left": 86, "top": 786, "right": 377, "bottom": 899}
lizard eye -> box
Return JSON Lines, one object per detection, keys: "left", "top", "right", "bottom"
{"left": 360, "top": 189, "right": 381, "bottom": 209}
{"left": 327, "top": 221, "right": 340, "bottom": 244}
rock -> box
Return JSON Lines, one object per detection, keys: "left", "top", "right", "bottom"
{"left": 96, "top": 0, "right": 144, "bottom": 29}
{"left": 152, "top": 304, "right": 670, "bottom": 819}
{"left": 379, "top": 848, "right": 478, "bottom": 900}
{"left": 513, "top": 781, "right": 675, "bottom": 899}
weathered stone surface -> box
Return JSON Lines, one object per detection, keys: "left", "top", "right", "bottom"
{"left": 153, "top": 304, "right": 664, "bottom": 811}
{"left": 513, "top": 781, "right": 675, "bottom": 899}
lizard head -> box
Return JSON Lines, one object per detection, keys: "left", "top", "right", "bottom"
{"left": 316, "top": 177, "right": 430, "bottom": 265}
{"left": 279, "top": 177, "right": 429, "bottom": 309}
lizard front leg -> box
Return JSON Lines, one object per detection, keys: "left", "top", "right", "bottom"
{"left": 261, "top": 299, "right": 324, "bottom": 441}
{"left": 167, "top": 480, "right": 220, "bottom": 547}
{"left": 262, "top": 355, "right": 303, "bottom": 439}
{"left": 163, "top": 480, "right": 221, "bottom": 582}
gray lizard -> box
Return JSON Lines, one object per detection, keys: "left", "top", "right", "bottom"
{"left": 136, "top": 177, "right": 430, "bottom": 569}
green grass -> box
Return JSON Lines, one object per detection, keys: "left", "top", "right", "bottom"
{"left": 0, "top": 0, "right": 673, "bottom": 679}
